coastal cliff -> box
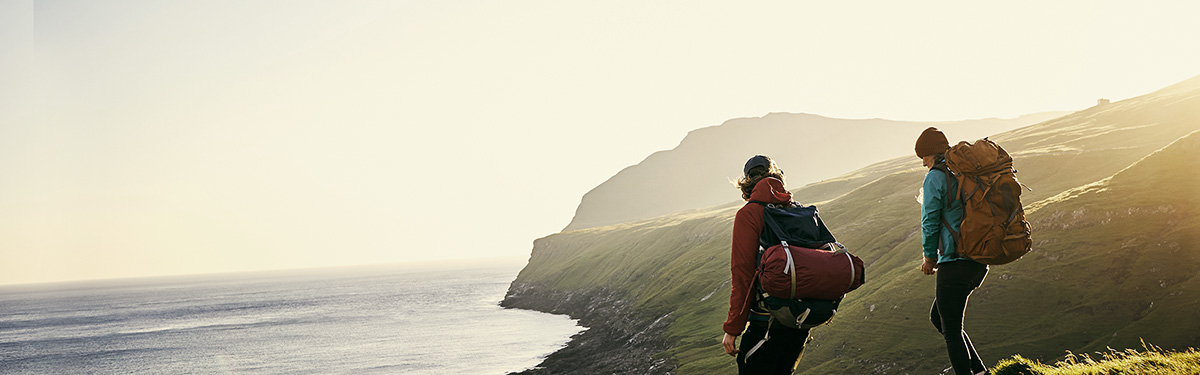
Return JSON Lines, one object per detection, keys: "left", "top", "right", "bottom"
{"left": 502, "top": 282, "right": 675, "bottom": 374}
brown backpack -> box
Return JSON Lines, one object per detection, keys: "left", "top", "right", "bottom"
{"left": 940, "top": 138, "right": 1033, "bottom": 265}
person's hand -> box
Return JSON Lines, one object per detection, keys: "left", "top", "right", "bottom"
{"left": 921, "top": 257, "right": 937, "bottom": 275}
{"left": 722, "top": 333, "right": 739, "bottom": 356}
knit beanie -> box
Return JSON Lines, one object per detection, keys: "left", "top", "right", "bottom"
{"left": 743, "top": 155, "right": 772, "bottom": 176}
{"left": 914, "top": 127, "right": 949, "bottom": 158}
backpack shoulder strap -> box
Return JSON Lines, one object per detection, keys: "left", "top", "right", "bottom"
{"left": 930, "top": 166, "right": 962, "bottom": 254}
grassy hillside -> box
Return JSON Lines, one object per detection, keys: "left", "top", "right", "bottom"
{"left": 508, "top": 74, "right": 1200, "bottom": 374}
{"left": 992, "top": 342, "right": 1200, "bottom": 375}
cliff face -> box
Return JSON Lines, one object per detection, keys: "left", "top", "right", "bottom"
{"left": 502, "top": 283, "right": 675, "bottom": 374}
{"left": 507, "top": 74, "right": 1200, "bottom": 375}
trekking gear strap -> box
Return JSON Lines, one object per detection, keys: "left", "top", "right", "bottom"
{"left": 939, "top": 216, "right": 962, "bottom": 255}
{"left": 742, "top": 319, "right": 772, "bottom": 362}
{"left": 825, "top": 241, "right": 857, "bottom": 291}
{"left": 1006, "top": 207, "right": 1021, "bottom": 227}
{"left": 962, "top": 177, "right": 984, "bottom": 202}
{"left": 826, "top": 242, "right": 847, "bottom": 255}
{"left": 795, "top": 307, "right": 811, "bottom": 329}
{"left": 845, "top": 252, "right": 855, "bottom": 290}
{"left": 740, "top": 268, "right": 762, "bottom": 324}
{"left": 782, "top": 241, "right": 797, "bottom": 299}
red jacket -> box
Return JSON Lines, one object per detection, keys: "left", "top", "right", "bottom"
{"left": 724, "top": 177, "right": 793, "bottom": 336}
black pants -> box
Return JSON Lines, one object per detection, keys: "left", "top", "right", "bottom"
{"left": 736, "top": 321, "right": 810, "bottom": 375}
{"left": 930, "top": 259, "right": 989, "bottom": 375}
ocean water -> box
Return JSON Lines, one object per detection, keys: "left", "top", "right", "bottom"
{"left": 0, "top": 262, "right": 583, "bottom": 374}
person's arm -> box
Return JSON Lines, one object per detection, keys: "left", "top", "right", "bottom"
{"left": 723, "top": 204, "right": 762, "bottom": 338}
{"left": 920, "top": 169, "right": 946, "bottom": 262}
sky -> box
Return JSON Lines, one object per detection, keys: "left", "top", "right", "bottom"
{"left": 2, "top": 0, "right": 1199, "bottom": 285}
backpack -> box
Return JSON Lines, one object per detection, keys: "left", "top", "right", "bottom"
{"left": 748, "top": 201, "right": 866, "bottom": 326}
{"left": 741, "top": 202, "right": 866, "bottom": 361}
{"left": 939, "top": 138, "right": 1033, "bottom": 265}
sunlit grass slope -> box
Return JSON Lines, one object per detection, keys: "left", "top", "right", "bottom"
{"left": 993, "top": 342, "right": 1200, "bottom": 375}
{"left": 510, "top": 75, "right": 1200, "bottom": 374}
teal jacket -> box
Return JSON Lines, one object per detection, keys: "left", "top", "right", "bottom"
{"left": 921, "top": 166, "right": 966, "bottom": 263}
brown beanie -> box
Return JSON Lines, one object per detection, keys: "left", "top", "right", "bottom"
{"left": 915, "top": 127, "right": 949, "bottom": 157}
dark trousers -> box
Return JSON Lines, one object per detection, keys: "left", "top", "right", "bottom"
{"left": 930, "top": 259, "right": 989, "bottom": 375}
{"left": 736, "top": 321, "right": 810, "bottom": 375}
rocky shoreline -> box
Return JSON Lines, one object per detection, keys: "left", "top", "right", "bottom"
{"left": 500, "top": 282, "right": 677, "bottom": 375}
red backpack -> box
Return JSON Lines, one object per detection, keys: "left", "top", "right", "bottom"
{"left": 751, "top": 201, "right": 866, "bottom": 301}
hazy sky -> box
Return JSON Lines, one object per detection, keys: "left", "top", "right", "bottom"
{"left": 2, "top": 1, "right": 1199, "bottom": 285}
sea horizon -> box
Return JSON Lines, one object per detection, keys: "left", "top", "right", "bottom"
{"left": 0, "top": 259, "right": 583, "bottom": 374}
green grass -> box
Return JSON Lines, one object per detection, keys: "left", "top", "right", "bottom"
{"left": 994, "top": 341, "right": 1200, "bottom": 375}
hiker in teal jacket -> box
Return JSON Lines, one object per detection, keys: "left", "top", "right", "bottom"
{"left": 916, "top": 127, "right": 991, "bottom": 375}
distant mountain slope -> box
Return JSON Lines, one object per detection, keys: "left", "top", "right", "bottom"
{"left": 504, "top": 74, "right": 1200, "bottom": 375}
{"left": 563, "top": 112, "right": 1067, "bottom": 231}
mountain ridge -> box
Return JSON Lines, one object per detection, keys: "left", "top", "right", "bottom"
{"left": 563, "top": 111, "right": 1068, "bottom": 231}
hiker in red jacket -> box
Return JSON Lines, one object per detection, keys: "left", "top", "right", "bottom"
{"left": 722, "top": 155, "right": 810, "bottom": 374}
